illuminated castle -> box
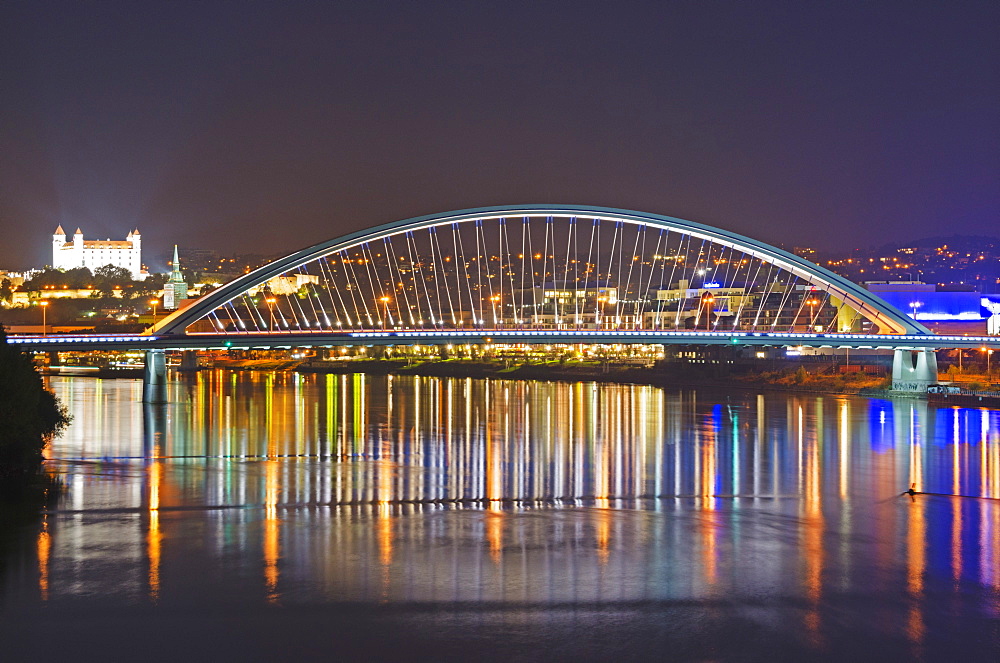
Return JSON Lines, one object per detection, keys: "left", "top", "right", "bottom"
{"left": 51, "top": 226, "right": 142, "bottom": 279}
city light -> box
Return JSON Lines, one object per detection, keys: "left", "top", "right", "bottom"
{"left": 40, "top": 299, "right": 49, "bottom": 336}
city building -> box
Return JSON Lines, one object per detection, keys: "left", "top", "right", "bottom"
{"left": 162, "top": 246, "right": 190, "bottom": 310}
{"left": 52, "top": 226, "right": 143, "bottom": 278}
{"left": 249, "top": 272, "right": 320, "bottom": 296}
{"left": 865, "top": 281, "right": 1000, "bottom": 336}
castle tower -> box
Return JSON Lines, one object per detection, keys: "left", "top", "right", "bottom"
{"left": 126, "top": 228, "right": 142, "bottom": 278}
{"left": 52, "top": 225, "right": 67, "bottom": 269}
{"left": 73, "top": 227, "right": 84, "bottom": 268}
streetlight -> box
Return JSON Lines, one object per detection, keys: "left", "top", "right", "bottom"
{"left": 909, "top": 300, "right": 923, "bottom": 319}
{"left": 265, "top": 297, "right": 277, "bottom": 331}
{"left": 149, "top": 299, "right": 158, "bottom": 326}
{"left": 701, "top": 292, "right": 715, "bottom": 330}
{"left": 40, "top": 300, "right": 49, "bottom": 337}
{"left": 380, "top": 296, "right": 390, "bottom": 330}
{"left": 490, "top": 295, "right": 501, "bottom": 328}
{"left": 982, "top": 347, "right": 993, "bottom": 374}
{"left": 805, "top": 297, "right": 820, "bottom": 329}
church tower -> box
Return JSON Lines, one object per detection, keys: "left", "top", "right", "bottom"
{"left": 163, "top": 245, "right": 189, "bottom": 310}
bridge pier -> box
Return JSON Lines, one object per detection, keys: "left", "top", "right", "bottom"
{"left": 143, "top": 350, "right": 167, "bottom": 404}
{"left": 891, "top": 349, "right": 938, "bottom": 393}
{"left": 178, "top": 350, "right": 199, "bottom": 371}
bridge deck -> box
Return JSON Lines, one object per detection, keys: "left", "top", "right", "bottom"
{"left": 7, "top": 330, "right": 999, "bottom": 352}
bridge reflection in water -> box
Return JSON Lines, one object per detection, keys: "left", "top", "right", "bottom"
{"left": 20, "top": 373, "right": 1000, "bottom": 656}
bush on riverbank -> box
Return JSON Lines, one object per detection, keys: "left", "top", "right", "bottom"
{"left": 0, "top": 326, "right": 69, "bottom": 482}
{"left": 731, "top": 367, "right": 890, "bottom": 392}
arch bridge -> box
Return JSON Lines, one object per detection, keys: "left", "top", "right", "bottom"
{"left": 12, "top": 206, "right": 999, "bottom": 398}
{"left": 154, "top": 205, "right": 928, "bottom": 338}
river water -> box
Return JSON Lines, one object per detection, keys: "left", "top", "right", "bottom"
{"left": 2, "top": 372, "right": 999, "bottom": 661}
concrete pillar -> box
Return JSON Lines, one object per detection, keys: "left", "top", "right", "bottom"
{"left": 179, "top": 350, "right": 199, "bottom": 371}
{"left": 143, "top": 349, "right": 167, "bottom": 404}
{"left": 891, "top": 349, "right": 938, "bottom": 392}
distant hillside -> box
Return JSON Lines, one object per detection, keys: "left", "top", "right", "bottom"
{"left": 878, "top": 235, "right": 1000, "bottom": 254}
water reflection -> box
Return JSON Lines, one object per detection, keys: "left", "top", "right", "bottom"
{"left": 52, "top": 373, "right": 1000, "bottom": 506}
{"left": 5, "top": 373, "right": 1000, "bottom": 657}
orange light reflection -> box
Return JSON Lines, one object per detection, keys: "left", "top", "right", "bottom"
{"left": 263, "top": 460, "right": 280, "bottom": 603}
{"left": 37, "top": 517, "right": 50, "bottom": 601}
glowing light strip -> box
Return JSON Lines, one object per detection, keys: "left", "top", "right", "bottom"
{"left": 7, "top": 330, "right": 998, "bottom": 350}
{"left": 911, "top": 313, "right": 984, "bottom": 321}
{"left": 7, "top": 335, "right": 159, "bottom": 344}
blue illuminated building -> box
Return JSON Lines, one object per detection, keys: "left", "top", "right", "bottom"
{"left": 866, "top": 281, "right": 1000, "bottom": 335}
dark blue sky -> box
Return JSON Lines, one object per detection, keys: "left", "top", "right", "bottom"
{"left": 2, "top": 1, "right": 997, "bottom": 270}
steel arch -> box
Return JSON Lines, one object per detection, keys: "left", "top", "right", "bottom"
{"left": 151, "top": 205, "right": 931, "bottom": 336}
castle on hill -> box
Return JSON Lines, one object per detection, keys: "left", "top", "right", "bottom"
{"left": 52, "top": 226, "right": 143, "bottom": 279}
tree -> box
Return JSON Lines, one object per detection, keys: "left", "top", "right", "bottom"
{"left": 23, "top": 267, "right": 63, "bottom": 291}
{"left": 93, "top": 264, "right": 133, "bottom": 297}
{"left": 34, "top": 266, "right": 93, "bottom": 290}
{"left": 132, "top": 272, "right": 167, "bottom": 298}
{"left": 0, "top": 278, "right": 11, "bottom": 304}
{"left": 63, "top": 266, "right": 94, "bottom": 288}
{"left": 22, "top": 266, "right": 93, "bottom": 291}
{"left": 0, "top": 325, "right": 69, "bottom": 479}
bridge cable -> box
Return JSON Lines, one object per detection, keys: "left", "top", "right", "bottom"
{"left": 340, "top": 249, "right": 372, "bottom": 328}
{"left": 772, "top": 272, "right": 803, "bottom": 333}
{"left": 430, "top": 226, "right": 457, "bottom": 327}
{"left": 656, "top": 230, "right": 677, "bottom": 329}
{"left": 621, "top": 221, "right": 643, "bottom": 328}
{"left": 560, "top": 216, "right": 575, "bottom": 328}
{"left": 296, "top": 264, "right": 321, "bottom": 329}
{"left": 607, "top": 220, "right": 623, "bottom": 328}
{"left": 583, "top": 218, "right": 598, "bottom": 329}
{"left": 710, "top": 243, "right": 738, "bottom": 331}
{"left": 751, "top": 261, "right": 779, "bottom": 331}
{"left": 320, "top": 255, "right": 352, "bottom": 327}
{"left": 361, "top": 242, "right": 391, "bottom": 327}
{"left": 639, "top": 228, "right": 666, "bottom": 328}
{"left": 715, "top": 245, "right": 743, "bottom": 331}
{"left": 571, "top": 217, "right": 581, "bottom": 327}
{"left": 473, "top": 223, "right": 488, "bottom": 327}
{"left": 385, "top": 236, "right": 414, "bottom": 325}
{"left": 500, "top": 218, "right": 519, "bottom": 329}
{"left": 449, "top": 223, "right": 471, "bottom": 328}
{"left": 405, "top": 230, "right": 436, "bottom": 327}
{"left": 525, "top": 217, "right": 539, "bottom": 327}
{"left": 673, "top": 235, "right": 701, "bottom": 328}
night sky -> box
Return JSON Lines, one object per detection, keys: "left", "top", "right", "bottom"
{"left": 2, "top": 1, "right": 997, "bottom": 270}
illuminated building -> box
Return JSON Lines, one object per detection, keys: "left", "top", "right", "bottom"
{"left": 866, "top": 281, "right": 1000, "bottom": 336}
{"left": 249, "top": 273, "right": 320, "bottom": 296}
{"left": 162, "top": 246, "right": 189, "bottom": 310}
{"left": 52, "top": 226, "right": 142, "bottom": 278}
